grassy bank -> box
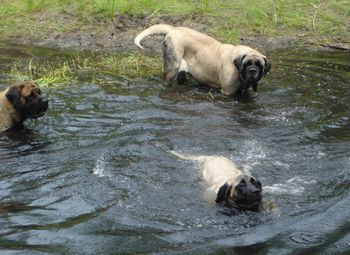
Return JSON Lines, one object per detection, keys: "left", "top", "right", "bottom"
{"left": 1, "top": 0, "right": 348, "bottom": 42}
{"left": 1, "top": 0, "right": 349, "bottom": 86}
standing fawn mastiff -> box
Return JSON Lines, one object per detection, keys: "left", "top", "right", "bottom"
{"left": 135, "top": 24, "right": 271, "bottom": 96}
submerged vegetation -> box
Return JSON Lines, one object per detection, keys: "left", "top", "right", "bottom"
{"left": 1, "top": 0, "right": 349, "bottom": 86}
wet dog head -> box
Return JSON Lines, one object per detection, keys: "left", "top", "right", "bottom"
{"left": 216, "top": 174, "right": 262, "bottom": 212}
{"left": 234, "top": 53, "right": 271, "bottom": 94}
{"left": 5, "top": 81, "right": 48, "bottom": 119}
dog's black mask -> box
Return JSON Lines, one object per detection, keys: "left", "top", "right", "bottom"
{"left": 6, "top": 83, "right": 49, "bottom": 119}
{"left": 22, "top": 96, "right": 49, "bottom": 118}
{"left": 234, "top": 54, "right": 271, "bottom": 94}
{"left": 216, "top": 175, "right": 263, "bottom": 212}
{"left": 233, "top": 177, "right": 262, "bottom": 211}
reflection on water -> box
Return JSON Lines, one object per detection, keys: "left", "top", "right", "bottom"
{"left": 0, "top": 44, "right": 349, "bottom": 254}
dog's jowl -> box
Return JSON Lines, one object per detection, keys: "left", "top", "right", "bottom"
{"left": 135, "top": 24, "right": 271, "bottom": 96}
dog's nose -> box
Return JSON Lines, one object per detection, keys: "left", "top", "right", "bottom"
{"left": 249, "top": 69, "right": 257, "bottom": 75}
{"left": 253, "top": 190, "right": 261, "bottom": 196}
{"left": 41, "top": 98, "right": 49, "bottom": 110}
{"left": 249, "top": 185, "right": 261, "bottom": 194}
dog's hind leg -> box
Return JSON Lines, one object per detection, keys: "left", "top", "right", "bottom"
{"left": 162, "top": 38, "right": 182, "bottom": 85}
{"left": 176, "top": 71, "right": 187, "bottom": 85}
{"left": 176, "top": 59, "right": 188, "bottom": 85}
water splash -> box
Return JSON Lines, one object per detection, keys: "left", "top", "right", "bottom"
{"left": 93, "top": 153, "right": 110, "bottom": 177}
{"left": 264, "top": 176, "right": 316, "bottom": 196}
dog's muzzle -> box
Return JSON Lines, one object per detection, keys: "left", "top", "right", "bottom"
{"left": 235, "top": 183, "right": 262, "bottom": 207}
{"left": 240, "top": 68, "right": 261, "bottom": 94}
{"left": 24, "top": 97, "right": 49, "bottom": 118}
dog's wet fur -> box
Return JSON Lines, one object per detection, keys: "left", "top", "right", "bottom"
{"left": 169, "top": 151, "right": 263, "bottom": 212}
{"left": 234, "top": 54, "right": 271, "bottom": 94}
{"left": 0, "top": 81, "right": 48, "bottom": 131}
{"left": 216, "top": 174, "right": 262, "bottom": 212}
{"left": 135, "top": 24, "right": 271, "bottom": 96}
{"left": 6, "top": 82, "right": 48, "bottom": 119}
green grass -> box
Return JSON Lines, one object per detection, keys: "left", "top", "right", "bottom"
{"left": 98, "top": 52, "right": 162, "bottom": 77}
{"left": 209, "top": 0, "right": 349, "bottom": 41}
{"left": 0, "top": 0, "right": 348, "bottom": 42}
{"left": 9, "top": 53, "right": 162, "bottom": 87}
{"left": 11, "top": 60, "right": 75, "bottom": 87}
{"left": 1, "top": 0, "right": 349, "bottom": 86}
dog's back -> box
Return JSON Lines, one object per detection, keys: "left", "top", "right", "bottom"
{"left": 169, "top": 151, "right": 241, "bottom": 184}
{"left": 202, "top": 156, "right": 241, "bottom": 185}
{"left": 134, "top": 24, "right": 220, "bottom": 50}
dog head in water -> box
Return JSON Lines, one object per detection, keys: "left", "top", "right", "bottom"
{"left": 216, "top": 174, "right": 263, "bottom": 212}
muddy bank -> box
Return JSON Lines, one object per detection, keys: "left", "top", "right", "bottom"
{"left": 10, "top": 14, "right": 210, "bottom": 53}
{"left": 5, "top": 13, "right": 350, "bottom": 53}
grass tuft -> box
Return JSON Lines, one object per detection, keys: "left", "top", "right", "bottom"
{"left": 9, "top": 52, "right": 162, "bottom": 87}
{"left": 103, "top": 52, "right": 162, "bottom": 78}
{"left": 11, "top": 59, "right": 74, "bottom": 87}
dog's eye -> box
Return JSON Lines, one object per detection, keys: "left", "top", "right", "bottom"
{"left": 256, "top": 61, "right": 262, "bottom": 68}
{"left": 237, "top": 179, "right": 246, "bottom": 188}
{"left": 256, "top": 180, "right": 262, "bottom": 187}
{"left": 250, "top": 178, "right": 262, "bottom": 187}
{"left": 35, "top": 88, "right": 41, "bottom": 95}
{"left": 247, "top": 60, "right": 252, "bottom": 66}
{"left": 26, "top": 93, "right": 36, "bottom": 101}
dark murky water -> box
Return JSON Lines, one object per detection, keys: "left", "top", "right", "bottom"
{"left": 0, "top": 44, "right": 349, "bottom": 255}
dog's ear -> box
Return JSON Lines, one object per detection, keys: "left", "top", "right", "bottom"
{"left": 233, "top": 54, "right": 247, "bottom": 72}
{"left": 216, "top": 183, "right": 232, "bottom": 204}
{"left": 263, "top": 58, "right": 272, "bottom": 75}
{"left": 5, "top": 85, "right": 23, "bottom": 108}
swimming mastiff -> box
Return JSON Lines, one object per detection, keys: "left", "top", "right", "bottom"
{"left": 169, "top": 151, "right": 263, "bottom": 212}
{"left": 135, "top": 24, "right": 271, "bottom": 95}
{"left": 0, "top": 81, "right": 49, "bottom": 131}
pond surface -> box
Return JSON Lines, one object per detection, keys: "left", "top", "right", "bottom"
{"left": 0, "top": 44, "right": 349, "bottom": 255}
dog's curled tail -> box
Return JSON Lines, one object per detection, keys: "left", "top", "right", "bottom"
{"left": 169, "top": 150, "right": 208, "bottom": 162}
{"left": 134, "top": 24, "right": 174, "bottom": 50}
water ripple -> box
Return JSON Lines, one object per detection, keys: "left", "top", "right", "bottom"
{"left": 0, "top": 46, "right": 349, "bottom": 254}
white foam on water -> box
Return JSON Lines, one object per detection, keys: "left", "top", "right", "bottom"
{"left": 93, "top": 153, "right": 111, "bottom": 178}
{"left": 236, "top": 140, "right": 269, "bottom": 174}
{"left": 264, "top": 176, "right": 316, "bottom": 196}
{"left": 244, "top": 141, "right": 268, "bottom": 163}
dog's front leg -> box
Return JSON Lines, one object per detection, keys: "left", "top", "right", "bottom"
{"left": 220, "top": 72, "right": 242, "bottom": 96}
{"left": 221, "top": 83, "right": 238, "bottom": 96}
